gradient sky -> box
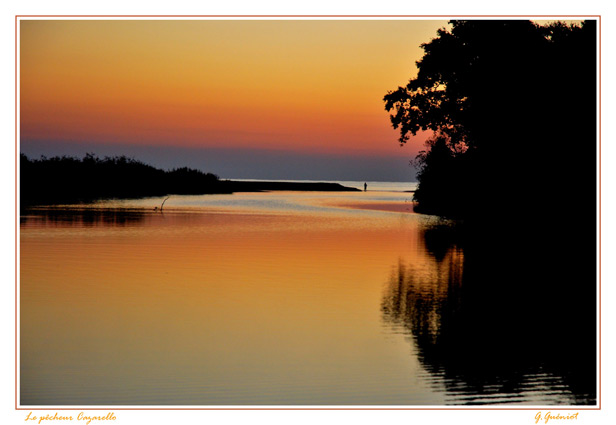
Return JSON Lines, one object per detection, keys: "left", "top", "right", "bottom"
{"left": 20, "top": 19, "right": 447, "bottom": 181}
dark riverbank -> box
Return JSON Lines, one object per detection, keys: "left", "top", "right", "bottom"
{"left": 219, "top": 180, "right": 360, "bottom": 193}
{"left": 20, "top": 154, "right": 360, "bottom": 207}
{"left": 21, "top": 179, "right": 359, "bottom": 207}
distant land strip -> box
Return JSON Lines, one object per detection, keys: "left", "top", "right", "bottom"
{"left": 220, "top": 180, "right": 359, "bottom": 193}
{"left": 19, "top": 153, "right": 359, "bottom": 207}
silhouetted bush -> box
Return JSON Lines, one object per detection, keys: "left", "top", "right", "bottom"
{"left": 20, "top": 153, "right": 222, "bottom": 206}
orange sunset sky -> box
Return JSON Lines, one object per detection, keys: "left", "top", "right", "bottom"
{"left": 20, "top": 19, "right": 447, "bottom": 180}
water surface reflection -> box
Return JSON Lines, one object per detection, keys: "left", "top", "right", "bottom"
{"left": 21, "top": 208, "right": 149, "bottom": 228}
{"left": 381, "top": 223, "right": 597, "bottom": 405}
{"left": 20, "top": 194, "right": 596, "bottom": 406}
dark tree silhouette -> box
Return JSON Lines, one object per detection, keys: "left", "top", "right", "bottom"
{"left": 382, "top": 21, "right": 597, "bottom": 402}
{"left": 411, "top": 134, "right": 470, "bottom": 218}
{"left": 384, "top": 20, "right": 596, "bottom": 223}
{"left": 384, "top": 18, "right": 597, "bottom": 292}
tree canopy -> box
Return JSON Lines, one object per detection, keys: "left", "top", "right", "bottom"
{"left": 384, "top": 20, "right": 596, "bottom": 220}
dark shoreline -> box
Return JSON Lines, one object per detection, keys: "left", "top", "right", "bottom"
{"left": 20, "top": 153, "right": 362, "bottom": 207}
{"left": 219, "top": 180, "right": 360, "bottom": 193}
{"left": 21, "top": 180, "right": 360, "bottom": 208}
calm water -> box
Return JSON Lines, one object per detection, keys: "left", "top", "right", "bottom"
{"left": 19, "top": 187, "right": 596, "bottom": 406}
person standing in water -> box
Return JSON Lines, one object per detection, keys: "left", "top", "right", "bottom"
{"left": 364, "top": 182, "right": 367, "bottom": 192}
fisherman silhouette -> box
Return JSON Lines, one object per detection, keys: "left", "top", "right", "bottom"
{"left": 364, "top": 182, "right": 367, "bottom": 192}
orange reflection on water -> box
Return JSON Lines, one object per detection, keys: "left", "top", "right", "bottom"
{"left": 21, "top": 207, "right": 440, "bottom": 405}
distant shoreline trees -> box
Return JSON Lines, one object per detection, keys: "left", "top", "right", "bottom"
{"left": 20, "top": 153, "right": 359, "bottom": 207}
{"left": 20, "top": 153, "right": 224, "bottom": 206}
